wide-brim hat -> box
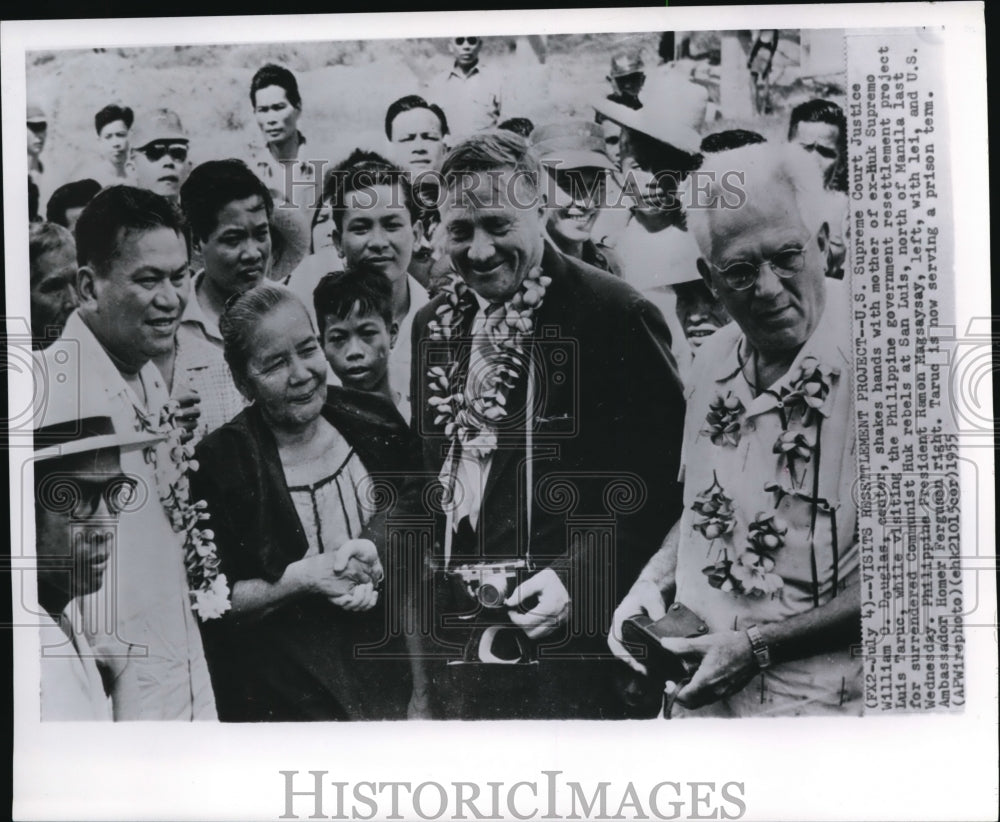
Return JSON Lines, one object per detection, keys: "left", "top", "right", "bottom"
{"left": 591, "top": 97, "right": 702, "bottom": 155}
{"left": 268, "top": 205, "right": 312, "bottom": 282}
{"left": 130, "top": 108, "right": 189, "bottom": 150}
{"left": 530, "top": 120, "right": 615, "bottom": 171}
{"left": 34, "top": 414, "right": 166, "bottom": 461}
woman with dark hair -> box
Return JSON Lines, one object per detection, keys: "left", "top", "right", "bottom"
{"left": 191, "top": 284, "right": 416, "bottom": 721}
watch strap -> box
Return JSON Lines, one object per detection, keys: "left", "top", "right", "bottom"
{"left": 746, "top": 624, "right": 771, "bottom": 670}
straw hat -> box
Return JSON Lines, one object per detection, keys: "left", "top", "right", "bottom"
{"left": 35, "top": 414, "right": 166, "bottom": 461}
{"left": 591, "top": 95, "right": 702, "bottom": 155}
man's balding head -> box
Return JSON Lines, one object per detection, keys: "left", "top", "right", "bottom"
{"left": 684, "top": 144, "right": 832, "bottom": 358}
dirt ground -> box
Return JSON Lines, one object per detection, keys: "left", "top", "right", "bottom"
{"left": 26, "top": 31, "right": 843, "bottom": 194}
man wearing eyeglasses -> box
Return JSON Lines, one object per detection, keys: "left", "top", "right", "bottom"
{"left": 426, "top": 36, "right": 502, "bottom": 142}
{"left": 126, "top": 108, "right": 191, "bottom": 201}
{"left": 34, "top": 185, "right": 217, "bottom": 721}
{"left": 33, "top": 414, "right": 165, "bottom": 720}
{"left": 609, "top": 143, "right": 862, "bottom": 718}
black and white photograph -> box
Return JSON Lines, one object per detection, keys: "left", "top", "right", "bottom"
{"left": 4, "top": 4, "right": 995, "bottom": 821}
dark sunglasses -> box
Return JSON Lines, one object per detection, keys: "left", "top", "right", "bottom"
{"left": 139, "top": 144, "right": 188, "bottom": 163}
{"left": 27, "top": 122, "right": 48, "bottom": 134}
{"left": 454, "top": 37, "right": 478, "bottom": 46}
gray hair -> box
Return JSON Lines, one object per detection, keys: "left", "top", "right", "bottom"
{"left": 441, "top": 129, "right": 542, "bottom": 197}
{"left": 683, "top": 143, "right": 829, "bottom": 260}
{"left": 219, "top": 284, "right": 306, "bottom": 384}
{"left": 29, "top": 222, "right": 75, "bottom": 285}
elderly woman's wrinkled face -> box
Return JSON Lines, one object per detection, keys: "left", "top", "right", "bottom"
{"left": 240, "top": 300, "right": 328, "bottom": 432}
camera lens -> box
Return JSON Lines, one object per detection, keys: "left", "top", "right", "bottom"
{"left": 477, "top": 574, "right": 511, "bottom": 608}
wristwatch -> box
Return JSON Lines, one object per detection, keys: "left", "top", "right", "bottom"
{"left": 745, "top": 624, "right": 771, "bottom": 670}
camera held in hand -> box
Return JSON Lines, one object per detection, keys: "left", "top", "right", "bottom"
{"left": 446, "top": 559, "right": 537, "bottom": 665}
{"left": 450, "top": 558, "right": 531, "bottom": 611}
{"left": 621, "top": 602, "right": 708, "bottom": 685}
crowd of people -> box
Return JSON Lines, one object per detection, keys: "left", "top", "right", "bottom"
{"left": 29, "top": 32, "right": 859, "bottom": 721}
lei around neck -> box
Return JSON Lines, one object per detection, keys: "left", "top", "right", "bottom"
{"left": 427, "top": 266, "right": 550, "bottom": 461}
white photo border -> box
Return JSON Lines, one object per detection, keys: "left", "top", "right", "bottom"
{"left": 5, "top": 4, "right": 994, "bottom": 821}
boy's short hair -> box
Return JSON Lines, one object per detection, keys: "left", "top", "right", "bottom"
{"left": 250, "top": 63, "right": 302, "bottom": 109}
{"left": 94, "top": 104, "right": 134, "bottom": 134}
{"left": 323, "top": 149, "right": 416, "bottom": 232}
{"left": 385, "top": 94, "right": 450, "bottom": 140}
{"left": 313, "top": 268, "right": 394, "bottom": 339}
{"left": 180, "top": 159, "right": 274, "bottom": 242}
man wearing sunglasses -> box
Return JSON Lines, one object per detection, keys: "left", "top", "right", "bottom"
{"left": 33, "top": 413, "right": 165, "bottom": 720}
{"left": 609, "top": 143, "right": 861, "bottom": 718}
{"left": 28, "top": 102, "right": 49, "bottom": 221}
{"left": 126, "top": 108, "right": 191, "bottom": 201}
{"left": 426, "top": 36, "right": 501, "bottom": 142}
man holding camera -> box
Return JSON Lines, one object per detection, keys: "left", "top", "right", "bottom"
{"left": 609, "top": 143, "right": 862, "bottom": 718}
{"left": 405, "top": 130, "right": 685, "bottom": 719}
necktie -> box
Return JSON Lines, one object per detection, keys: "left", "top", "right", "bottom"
{"left": 454, "top": 300, "right": 505, "bottom": 532}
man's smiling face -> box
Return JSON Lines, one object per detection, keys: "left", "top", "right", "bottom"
{"left": 441, "top": 169, "right": 545, "bottom": 304}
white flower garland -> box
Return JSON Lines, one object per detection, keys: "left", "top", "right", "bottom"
{"left": 426, "top": 267, "right": 550, "bottom": 464}
{"left": 137, "top": 402, "right": 232, "bottom": 621}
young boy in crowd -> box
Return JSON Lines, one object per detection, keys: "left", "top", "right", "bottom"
{"left": 313, "top": 268, "right": 398, "bottom": 407}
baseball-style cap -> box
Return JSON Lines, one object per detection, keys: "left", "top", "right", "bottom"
{"left": 608, "top": 51, "right": 645, "bottom": 78}
{"left": 531, "top": 121, "right": 615, "bottom": 171}
{"left": 27, "top": 102, "right": 48, "bottom": 124}
{"left": 34, "top": 414, "right": 166, "bottom": 461}
{"left": 130, "top": 109, "right": 189, "bottom": 150}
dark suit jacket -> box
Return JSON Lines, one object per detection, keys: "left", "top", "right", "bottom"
{"left": 408, "top": 242, "right": 686, "bottom": 647}
{"left": 191, "top": 386, "right": 415, "bottom": 721}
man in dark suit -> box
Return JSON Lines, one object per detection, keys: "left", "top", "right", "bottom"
{"left": 403, "top": 130, "right": 685, "bottom": 719}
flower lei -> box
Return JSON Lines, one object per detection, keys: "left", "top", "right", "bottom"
{"left": 702, "top": 391, "right": 745, "bottom": 446}
{"left": 138, "top": 402, "right": 231, "bottom": 621}
{"left": 427, "top": 268, "right": 551, "bottom": 464}
{"left": 697, "top": 355, "right": 840, "bottom": 601}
